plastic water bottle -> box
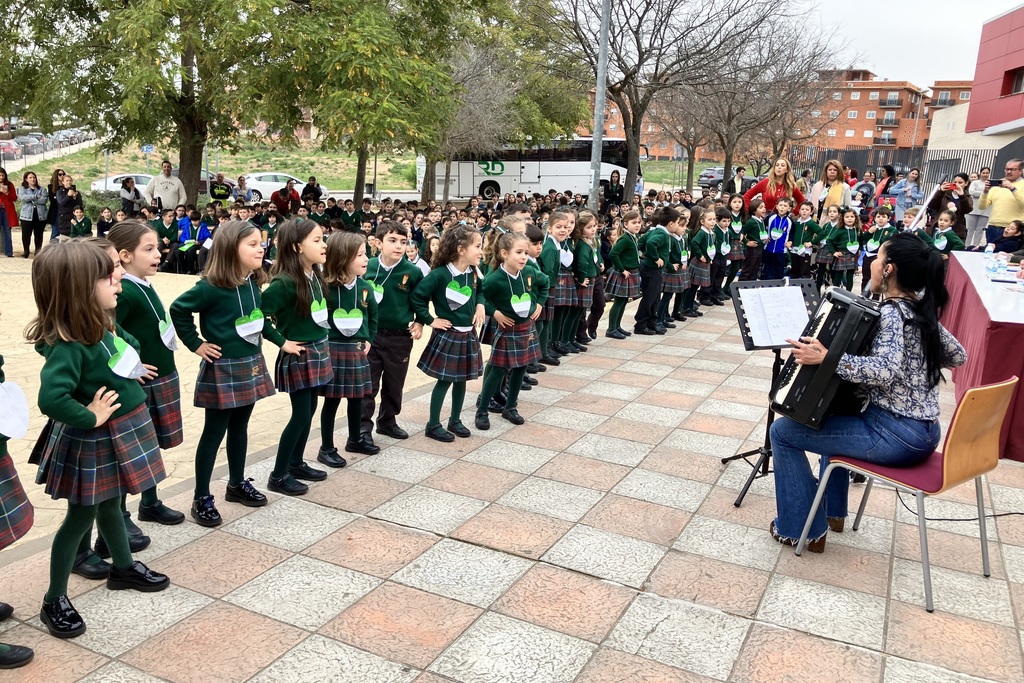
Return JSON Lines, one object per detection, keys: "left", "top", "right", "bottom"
{"left": 997, "top": 254, "right": 1008, "bottom": 277}
{"left": 984, "top": 243, "right": 995, "bottom": 262}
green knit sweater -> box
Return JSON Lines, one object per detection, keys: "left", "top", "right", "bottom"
{"left": 116, "top": 275, "right": 177, "bottom": 377}
{"left": 169, "top": 275, "right": 269, "bottom": 358}
{"left": 411, "top": 264, "right": 481, "bottom": 327}
{"left": 365, "top": 256, "right": 425, "bottom": 331}
{"left": 261, "top": 273, "right": 330, "bottom": 346}
{"left": 325, "top": 278, "right": 378, "bottom": 343}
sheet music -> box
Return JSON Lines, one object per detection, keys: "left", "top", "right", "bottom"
{"left": 738, "top": 286, "right": 809, "bottom": 347}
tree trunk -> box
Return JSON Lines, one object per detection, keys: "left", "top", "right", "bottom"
{"left": 353, "top": 142, "right": 369, "bottom": 205}
{"left": 610, "top": 91, "right": 642, "bottom": 202}
{"left": 420, "top": 155, "right": 437, "bottom": 203}
{"left": 442, "top": 158, "right": 452, "bottom": 205}
{"left": 177, "top": 118, "right": 206, "bottom": 205}
{"left": 685, "top": 142, "right": 697, "bottom": 194}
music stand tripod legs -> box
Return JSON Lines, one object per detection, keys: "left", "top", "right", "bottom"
{"left": 720, "top": 348, "right": 784, "bottom": 507}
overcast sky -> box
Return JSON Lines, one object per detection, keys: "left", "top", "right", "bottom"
{"left": 809, "top": 0, "right": 1023, "bottom": 90}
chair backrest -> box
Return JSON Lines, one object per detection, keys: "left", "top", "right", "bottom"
{"left": 938, "top": 376, "right": 1019, "bottom": 493}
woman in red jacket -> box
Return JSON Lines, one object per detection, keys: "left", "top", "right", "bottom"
{"left": 0, "top": 167, "right": 19, "bottom": 257}
{"left": 743, "top": 158, "right": 805, "bottom": 213}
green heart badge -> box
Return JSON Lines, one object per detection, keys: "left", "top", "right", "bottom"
{"left": 332, "top": 308, "right": 364, "bottom": 336}
{"left": 445, "top": 281, "right": 472, "bottom": 309}
{"left": 371, "top": 282, "right": 384, "bottom": 303}
{"left": 235, "top": 308, "right": 264, "bottom": 345}
{"left": 510, "top": 292, "right": 532, "bottom": 317}
{"left": 311, "top": 298, "right": 329, "bottom": 328}
{"left": 158, "top": 319, "right": 178, "bottom": 351}
{"left": 107, "top": 335, "right": 147, "bottom": 379}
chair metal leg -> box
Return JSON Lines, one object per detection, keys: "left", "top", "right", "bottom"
{"left": 796, "top": 462, "right": 838, "bottom": 556}
{"left": 916, "top": 491, "right": 934, "bottom": 613}
{"left": 853, "top": 476, "right": 873, "bottom": 531}
{"left": 975, "top": 476, "right": 991, "bottom": 578}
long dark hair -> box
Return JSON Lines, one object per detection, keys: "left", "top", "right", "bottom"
{"left": 882, "top": 232, "right": 949, "bottom": 387}
{"left": 271, "top": 218, "right": 324, "bottom": 315}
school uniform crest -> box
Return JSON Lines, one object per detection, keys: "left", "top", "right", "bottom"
{"left": 400, "top": 274, "right": 409, "bottom": 289}
{"left": 527, "top": 276, "right": 532, "bottom": 289}
{"left": 362, "top": 288, "right": 368, "bottom": 307}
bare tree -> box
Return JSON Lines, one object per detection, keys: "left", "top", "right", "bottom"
{"left": 648, "top": 91, "right": 713, "bottom": 192}
{"left": 550, "top": 0, "right": 787, "bottom": 195}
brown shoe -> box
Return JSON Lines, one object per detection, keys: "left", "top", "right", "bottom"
{"left": 770, "top": 520, "right": 827, "bottom": 553}
{"left": 828, "top": 517, "right": 845, "bottom": 533}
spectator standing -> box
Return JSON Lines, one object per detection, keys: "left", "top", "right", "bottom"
{"left": 47, "top": 169, "right": 65, "bottom": 241}
{"left": 602, "top": 170, "right": 624, "bottom": 214}
{"left": 724, "top": 167, "right": 746, "bottom": 195}
{"left": 54, "top": 174, "right": 84, "bottom": 238}
{"left": 874, "top": 165, "right": 896, "bottom": 207}
{"left": 807, "top": 159, "right": 852, "bottom": 222}
{"left": 18, "top": 170, "right": 48, "bottom": 257}
{"left": 743, "top": 158, "right": 805, "bottom": 213}
{"left": 925, "top": 173, "right": 972, "bottom": 240}
{"left": 891, "top": 167, "right": 924, "bottom": 221}
{"left": 143, "top": 160, "right": 188, "bottom": 210}
{"left": 120, "top": 177, "right": 144, "bottom": 217}
{"left": 208, "top": 173, "right": 232, "bottom": 204}
{"left": 966, "top": 167, "right": 991, "bottom": 247}
{"left": 0, "top": 167, "right": 17, "bottom": 257}
{"left": 300, "top": 176, "right": 323, "bottom": 204}
{"left": 978, "top": 159, "right": 1024, "bottom": 245}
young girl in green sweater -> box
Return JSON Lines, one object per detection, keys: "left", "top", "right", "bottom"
{"left": 569, "top": 211, "right": 599, "bottom": 350}
{"left": 604, "top": 210, "right": 642, "bottom": 338}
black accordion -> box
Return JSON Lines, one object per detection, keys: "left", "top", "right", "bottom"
{"left": 770, "top": 288, "right": 881, "bottom": 429}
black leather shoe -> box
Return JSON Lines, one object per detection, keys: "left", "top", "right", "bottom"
{"left": 447, "top": 421, "right": 471, "bottom": 438}
{"left": 575, "top": 336, "right": 591, "bottom": 346}
{"left": 288, "top": 462, "right": 327, "bottom": 481}
{"left": 475, "top": 412, "right": 490, "bottom": 430}
{"left": 633, "top": 327, "right": 654, "bottom": 335}
{"left": 40, "top": 595, "right": 85, "bottom": 638}
{"left": 548, "top": 344, "right": 565, "bottom": 358}
{"left": 137, "top": 501, "right": 185, "bottom": 525}
{"left": 605, "top": 329, "right": 626, "bottom": 339}
{"left": 672, "top": 312, "right": 687, "bottom": 321}
{"left": 486, "top": 398, "right": 504, "bottom": 414}
{"left": 123, "top": 511, "right": 146, "bottom": 539}
{"left": 661, "top": 320, "right": 676, "bottom": 328}
{"left": 501, "top": 408, "right": 525, "bottom": 425}
{"left": 72, "top": 550, "right": 111, "bottom": 579}
{"left": 619, "top": 328, "right": 632, "bottom": 336}
{"left": 268, "top": 474, "right": 309, "bottom": 496}
{"left": 425, "top": 424, "right": 455, "bottom": 442}
{"left": 520, "top": 381, "right": 532, "bottom": 391}
{"left": 527, "top": 362, "right": 545, "bottom": 373}
{"left": 376, "top": 423, "right": 409, "bottom": 440}
{"left": 0, "top": 602, "right": 11, "bottom": 622}
{"left": 653, "top": 325, "right": 667, "bottom": 335}
{"left": 345, "top": 436, "right": 380, "bottom": 455}
{"left": 317, "top": 447, "right": 349, "bottom": 468}
{"left": 225, "top": 479, "right": 269, "bottom": 506}
{"left": 690, "top": 307, "right": 704, "bottom": 317}
{"left": 539, "top": 355, "right": 561, "bottom": 366}
{"left": 95, "top": 532, "right": 151, "bottom": 558}
{"left": 0, "top": 643, "right": 33, "bottom": 668}
{"left": 191, "top": 495, "right": 222, "bottom": 527}
{"left": 107, "top": 561, "right": 170, "bottom": 592}
{"left": 571, "top": 341, "right": 588, "bottom": 352}
{"left": 523, "top": 374, "right": 538, "bottom": 385}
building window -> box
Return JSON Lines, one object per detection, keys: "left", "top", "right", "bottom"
{"left": 863, "top": 130, "right": 873, "bottom": 138}
{"left": 647, "top": 125, "right": 654, "bottom": 132}
{"left": 869, "top": 91, "right": 879, "bottom": 100}
{"left": 829, "top": 110, "right": 839, "bottom": 119}
{"left": 850, "top": 92, "right": 861, "bottom": 100}
{"left": 609, "top": 123, "right": 617, "bottom": 130}
{"left": 659, "top": 142, "right": 667, "bottom": 149}
{"left": 886, "top": 92, "right": 897, "bottom": 101}
{"left": 845, "top": 130, "right": 855, "bottom": 137}
{"left": 833, "top": 91, "right": 842, "bottom": 100}
{"left": 827, "top": 129, "right": 837, "bottom": 137}
{"left": 960, "top": 91, "right": 971, "bottom": 100}
{"left": 866, "top": 111, "right": 877, "bottom": 119}
{"left": 847, "top": 110, "right": 857, "bottom": 118}
{"left": 811, "top": 110, "right": 821, "bottom": 118}
{"left": 883, "top": 114, "right": 897, "bottom": 124}
{"left": 1010, "top": 69, "right": 1024, "bottom": 96}
{"left": 939, "top": 90, "right": 950, "bottom": 100}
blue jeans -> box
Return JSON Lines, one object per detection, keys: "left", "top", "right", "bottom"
{"left": 0, "top": 212, "right": 11, "bottom": 256}
{"left": 770, "top": 403, "right": 940, "bottom": 541}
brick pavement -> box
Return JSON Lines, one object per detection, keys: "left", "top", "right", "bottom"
{"left": 1, "top": 252, "right": 1023, "bottom": 682}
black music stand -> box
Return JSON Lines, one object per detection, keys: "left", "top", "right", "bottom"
{"left": 722, "top": 278, "right": 820, "bottom": 507}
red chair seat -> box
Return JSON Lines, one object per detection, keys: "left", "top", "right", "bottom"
{"left": 831, "top": 450, "right": 945, "bottom": 494}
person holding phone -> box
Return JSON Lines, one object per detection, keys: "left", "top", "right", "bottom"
{"left": 978, "top": 159, "right": 1024, "bottom": 247}
{"left": 926, "top": 173, "right": 972, "bottom": 240}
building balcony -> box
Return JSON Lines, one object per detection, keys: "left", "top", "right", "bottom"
{"left": 877, "top": 119, "right": 900, "bottom": 128}
{"left": 873, "top": 137, "right": 897, "bottom": 146}
{"left": 879, "top": 99, "right": 904, "bottom": 108}
{"left": 931, "top": 97, "right": 955, "bottom": 108}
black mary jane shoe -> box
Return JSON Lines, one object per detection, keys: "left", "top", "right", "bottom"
{"left": 376, "top": 423, "right": 409, "bottom": 440}
{"left": 661, "top": 320, "right": 676, "bottom": 329}
{"left": 672, "top": 312, "right": 687, "bottom": 321}
{"left": 425, "top": 424, "right": 455, "bottom": 443}
{"left": 605, "top": 329, "right": 626, "bottom": 339}
{"left": 633, "top": 327, "right": 655, "bottom": 336}
{"left": 225, "top": 479, "right": 269, "bottom": 506}
{"left": 447, "top": 421, "right": 471, "bottom": 438}
{"left": 539, "top": 355, "right": 561, "bottom": 366}
{"left": 40, "top": 595, "right": 86, "bottom": 638}
{"left": 475, "top": 412, "right": 491, "bottom": 431}
{"left": 653, "top": 325, "right": 667, "bottom": 335}
{"left": 0, "top": 643, "right": 33, "bottom": 668}
{"left": 519, "top": 381, "right": 532, "bottom": 391}
{"left": 501, "top": 408, "right": 525, "bottom": 425}
{"left": 552, "top": 342, "right": 571, "bottom": 355}
{"left": 345, "top": 436, "right": 381, "bottom": 456}
{"left": 0, "top": 602, "right": 11, "bottom": 622}
{"left": 523, "top": 374, "right": 538, "bottom": 386}
{"left": 72, "top": 551, "right": 112, "bottom": 579}
{"left": 138, "top": 500, "right": 186, "bottom": 526}
{"left": 288, "top": 462, "right": 327, "bottom": 482}
{"left": 575, "top": 336, "right": 591, "bottom": 346}
{"left": 569, "top": 342, "right": 585, "bottom": 353}
{"left": 267, "top": 474, "right": 309, "bottom": 496}
{"left": 190, "top": 495, "right": 223, "bottom": 527}
{"left": 317, "top": 447, "right": 349, "bottom": 468}
{"left": 527, "top": 362, "right": 545, "bottom": 373}
{"left": 618, "top": 327, "right": 632, "bottom": 337}
{"left": 95, "top": 532, "right": 151, "bottom": 559}
{"left": 106, "top": 560, "right": 170, "bottom": 592}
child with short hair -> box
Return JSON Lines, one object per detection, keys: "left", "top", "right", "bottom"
{"left": 861, "top": 206, "right": 897, "bottom": 293}
{"left": 701, "top": 207, "right": 731, "bottom": 304}
{"left": 723, "top": 194, "right": 746, "bottom": 295}
{"left": 570, "top": 211, "right": 599, "bottom": 349}
{"left": 761, "top": 197, "right": 793, "bottom": 280}
{"left": 812, "top": 204, "right": 840, "bottom": 291}
{"left": 539, "top": 210, "right": 573, "bottom": 361}
{"left": 411, "top": 226, "right": 485, "bottom": 442}
{"left": 319, "top": 233, "right": 379, "bottom": 465}
{"left": 604, "top": 210, "right": 642, "bottom": 338}
{"left": 931, "top": 209, "right": 965, "bottom": 260}
{"left": 902, "top": 207, "right": 935, "bottom": 247}
{"left": 633, "top": 207, "right": 675, "bottom": 334}
{"left": 827, "top": 207, "right": 861, "bottom": 291}
{"left": 788, "top": 201, "right": 817, "bottom": 280}
{"left": 739, "top": 199, "right": 767, "bottom": 281}
{"left": 685, "top": 208, "right": 714, "bottom": 315}
{"left": 70, "top": 206, "right": 92, "bottom": 237}
{"left": 659, "top": 212, "right": 690, "bottom": 325}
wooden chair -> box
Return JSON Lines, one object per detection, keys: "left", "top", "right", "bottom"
{"left": 795, "top": 376, "right": 1019, "bottom": 612}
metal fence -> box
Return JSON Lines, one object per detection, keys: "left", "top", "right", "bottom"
{"left": 795, "top": 145, "right": 1000, "bottom": 187}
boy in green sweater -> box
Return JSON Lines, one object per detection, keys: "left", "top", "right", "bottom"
{"left": 70, "top": 207, "right": 92, "bottom": 237}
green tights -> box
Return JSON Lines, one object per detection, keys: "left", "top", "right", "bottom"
{"left": 608, "top": 297, "right": 627, "bottom": 332}
{"left": 47, "top": 499, "right": 132, "bottom": 602}
{"left": 429, "top": 380, "right": 466, "bottom": 428}
{"left": 76, "top": 489, "right": 158, "bottom": 561}
{"left": 832, "top": 269, "right": 854, "bottom": 291}
{"left": 477, "top": 365, "right": 527, "bottom": 414}
{"left": 194, "top": 404, "right": 255, "bottom": 499}
{"left": 272, "top": 388, "right": 319, "bottom": 478}
{"left": 320, "top": 397, "right": 362, "bottom": 450}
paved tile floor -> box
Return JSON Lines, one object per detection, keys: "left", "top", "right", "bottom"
{"left": 2, "top": 267, "right": 1024, "bottom": 681}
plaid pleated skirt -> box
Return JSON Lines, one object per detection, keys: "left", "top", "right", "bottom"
{"left": 604, "top": 269, "right": 641, "bottom": 299}
{"left": 0, "top": 448, "right": 33, "bottom": 550}
{"left": 728, "top": 239, "right": 745, "bottom": 261}
{"left": 142, "top": 371, "right": 183, "bottom": 450}
{"left": 832, "top": 251, "right": 857, "bottom": 271}
{"left": 814, "top": 246, "right": 832, "bottom": 265}
{"left": 275, "top": 338, "right": 333, "bottom": 393}
{"left": 689, "top": 259, "right": 712, "bottom": 287}
{"left": 539, "top": 297, "right": 554, "bottom": 322}
{"left": 417, "top": 328, "right": 483, "bottom": 382}
{"left": 489, "top": 320, "right": 542, "bottom": 369}
{"left": 32, "top": 404, "right": 166, "bottom": 506}
{"left": 661, "top": 270, "right": 689, "bottom": 293}
{"left": 480, "top": 317, "right": 498, "bottom": 346}
{"left": 551, "top": 270, "right": 578, "bottom": 307}
{"left": 195, "top": 353, "right": 275, "bottom": 410}
{"left": 575, "top": 280, "right": 595, "bottom": 308}
{"left": 320, "top": 340, "right": 372, "bottom": 399}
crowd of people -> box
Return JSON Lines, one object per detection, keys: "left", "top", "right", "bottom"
{"left": 0, "top": 154, "right": 1015, "bottom": 667}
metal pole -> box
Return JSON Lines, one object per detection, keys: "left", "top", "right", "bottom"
{"left": 105, "top": 150, "right": 110, "bottom": 188}
{"left": 587, "top": 0, "right": 611, "bottom": 212}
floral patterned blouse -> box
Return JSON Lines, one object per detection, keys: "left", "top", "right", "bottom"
{"left": 837, "top": 300, "right": 966, "bottom": 421}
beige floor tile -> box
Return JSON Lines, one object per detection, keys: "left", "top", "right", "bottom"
{"left": 575, "top": 648, "right": 717, "bottom": 683}
{"left": 593, "top": 417, "right": 673, "bottom": 445}
{"left": 775, "top": 541, "right": 892, "bottom": 597}
{"left": 634, "top": 389, "right": 705, "bottom": 411}
{"left": 451, "top": 504, "right": 573, "bottom": 560}
{"left": 148, "top": 530, "right": 292, "bottom": 597}
{"left": 645, "top": 551, "right": 769, "bottom": 617}
{"left": 731, "top": 623, "right": 882, "bottom": 683}
{"left": 639, "top": 447, "right": 725, "bottom": 484}
{"left": 250, "top": 635, "right": 418, "bottom": 683}
{"left": 0, "top": 624, "right": 106, "bottom": 683}
{"left": 553, "top": 394, "right": 628, "bottom": 416}
{"left": 542, "top": 525, "right": 666, "bottom": 589}
{"left": 300, "top": 468, "right": 411, "bottom": 514}
{"left": 583, "top": 493, "right": 689, "bottom": 546}
{"left": 304, "top": 517, "right": 438, "bottom": 578}
{"left": 535, "top": 454, "right": 632, "bottom": 491}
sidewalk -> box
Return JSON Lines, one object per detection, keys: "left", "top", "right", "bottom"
{"left": 1, "top": 271, "right": 1023, "bottom": 683}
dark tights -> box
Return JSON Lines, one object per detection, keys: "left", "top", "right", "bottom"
{"left": 320, "top": 397, "right": 363, "bottom": 449}
{"left": 477, "top": 365, "right": 528, "bottom": 413}
{"left": 272, "top": 389, "right": 319, "bottom": 477}
{"left": 195, "top": 404, "right": 256, "bottom": 498}
{"left": 429, "top": 380, "right": 466, "bottom": 427}
{"left": 48, "top": 500, "right": 132, "bottom": 602}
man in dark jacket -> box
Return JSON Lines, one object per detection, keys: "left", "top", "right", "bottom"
{"left": 301, "top": 176, "right": 323, "bottom": 204}
{"left": 724, "top": 167, "right": 746, "bottom": 195}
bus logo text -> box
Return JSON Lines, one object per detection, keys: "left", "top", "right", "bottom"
{"left": 478, "top": 161, "right": 505, "bottom": 176}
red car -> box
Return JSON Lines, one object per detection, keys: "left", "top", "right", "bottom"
{"left": 0, "top": 140, "right": 24, "bottom": 159}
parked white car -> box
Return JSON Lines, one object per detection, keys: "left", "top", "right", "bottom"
{"left": 242, "top": 172, "right": 328, "bottom": 202}
{"left": 91, "top": 173, "right": 153, "bottom": 193}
